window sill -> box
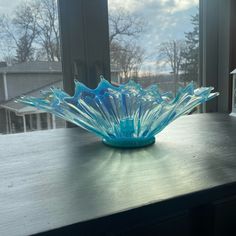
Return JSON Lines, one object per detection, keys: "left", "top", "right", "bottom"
{"left": 1, "top": 113, "right": 236, "bottom": 235}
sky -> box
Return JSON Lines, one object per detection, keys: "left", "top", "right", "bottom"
{"left": 0, "top": 0, "right": 21, "bottom": 14}
{"left": 108, "top": 0, "right": 199, "bottom": 73}
{"left": 0, "top": 0, "right": 199, "bottom": 73}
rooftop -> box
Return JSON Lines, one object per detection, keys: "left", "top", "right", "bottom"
{"left": 0, "top": 61, "right": 62, "bottom": 74}
{"left": 0, "top": 61, "right": 121, "bottom": 74}
{"left": 0, "top": 80, "right": 63, "bottom": 114}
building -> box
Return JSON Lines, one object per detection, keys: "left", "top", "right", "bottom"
{"left": 0, "top": 61, "right": 121, "bottom": 134}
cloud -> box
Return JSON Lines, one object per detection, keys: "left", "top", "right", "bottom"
{"left": 108, "top": 0, "right": 148, "bottom": 12}
{"left": 0, "top": 0, "right": 22, "bottom": 15}
{"left": 108, "top": 0, "right": 198, "bottom": 14}
{"left": 163, "top": 0, "right": 199, "bottom": 13}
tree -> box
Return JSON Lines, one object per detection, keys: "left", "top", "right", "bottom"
{"left": 14, "top": 2, "right": 40, "bottom": 62}
{"left": 181, "top": 13, "right": 199, "bottom": 84}
{"left": 35, "top": 0, "right": 60, "bottom": 61}
{"left": 111, "top": 41, "right": 144, "bottom": 80}
{"left": 0, "top": 3, "right": 142, "bottom": 69}
{"left": 109, "top": 8, "right": 144, "bottom": 44}
{"left": 15, "top": 35, "right": 35, "bottom": 62}
{"left": 0, "top": 2, "right": 39, "bottom": 62}
{"left": 0, "top": 0, "right": 60, "bottom": 63}
{"left": 109, "top": 8, "right": 145, "bottom": 81}
{"left": 158, "top": 40, "right": 187, "bottom": 94}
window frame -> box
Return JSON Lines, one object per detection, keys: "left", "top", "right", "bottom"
{"left": 199, "top": 0, "right": 235, "bottom": 113}
{"left": 58, "top": 0, "right": 235, "bottom": 115}
{"left": 58, "top": 0, "right": 111, "bottom": 96}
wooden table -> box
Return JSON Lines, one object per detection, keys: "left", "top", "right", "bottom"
{"left": 1, "top": 113, "right": 236, "bottom": 236}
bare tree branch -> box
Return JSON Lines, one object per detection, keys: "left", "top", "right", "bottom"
{"left": 111, "top": 41, "right": 144, "bottom": 80}
{"left": 109, "top": 8, "right": 144, "bottom": 44}
{"left": 158, "top": 40, "right": 187, "bottom": 94}
{"left": 0, "top": 0, "right": 60, "bottom": 63}
{"left": 35, "top": 0, "right": 60, "bottom": 61}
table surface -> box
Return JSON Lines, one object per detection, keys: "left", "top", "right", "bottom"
{"left": 1, "top": 113, "right": 236, "bottom": 236}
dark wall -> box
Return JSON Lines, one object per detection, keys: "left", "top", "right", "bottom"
{"left": 58, "top": 0, "right": 111, "bottom": 94}
{"left": 200, "top": 0, "right": 234, "bottom": 113}
{"left": 0, "top": 109, "right": 7, "bottom": 134}
{"left": 229, "top": 0, "right": 236, "bottom": 111}
{"left": 0, "top": 74, "right": 4, "bottom": 102}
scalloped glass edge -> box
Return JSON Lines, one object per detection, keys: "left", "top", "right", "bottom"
{"left": 16, "top": 78, "right": 219, "bottom": 148}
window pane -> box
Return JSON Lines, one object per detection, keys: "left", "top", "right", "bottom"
{"left": 0, "top": 0, "right": 65, "bottom": 135}
{"left": 108, "top": 0, "right": 199, "bottom": 95}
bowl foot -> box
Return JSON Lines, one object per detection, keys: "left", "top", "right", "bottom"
{"left": 102, "top": 137, "right": 155, "bottom": 148}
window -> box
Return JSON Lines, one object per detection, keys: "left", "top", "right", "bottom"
{"left": 0, "top": 0, "right": 233, "bottom": 136}
{"left": 57, "top": 0, "right": 232, "bottom": 114}
{"left": 0, "top": 0, "right": 65, "bottom": 135}
{"left": 108, "top": 0, "right": 199, "bottom": 95}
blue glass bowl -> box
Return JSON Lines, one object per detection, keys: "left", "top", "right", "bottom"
{"left": 17, "top": 78, "right": 219, "bottom": 148}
